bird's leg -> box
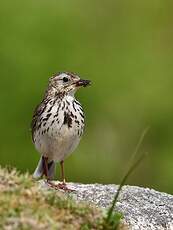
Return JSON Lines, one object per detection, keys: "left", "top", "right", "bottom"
{"left": 42, "top": 156, "right": 49, "bottom": 179}
{"left": 60, "top": 160, "right": 66, "bottom": 184}
{"left": 43, "top": 158, "right": 73, "bottom": 192}
{"left": 57, "top": 160, "right": 69, "bottom": 190}
{"left": 56, "top": 160, "right": 74, "bottom": 192}
{"left": 42, "top": 156, "right": 55, "bottom": 187}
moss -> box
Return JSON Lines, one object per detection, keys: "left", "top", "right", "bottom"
{"left": 0, "top": 166, "right": 127, "bottom": 230}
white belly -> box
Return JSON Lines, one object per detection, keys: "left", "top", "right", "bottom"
{"left": 34, "top": 124, "right": 81, "bottom": 162}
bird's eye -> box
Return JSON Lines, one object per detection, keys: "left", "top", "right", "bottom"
{"left": 63, "top": 77, "right": 69, "bottom": 83}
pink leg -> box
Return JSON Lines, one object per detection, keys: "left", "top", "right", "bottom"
{"left": 56, "top": 160, "right": 74, "bottom": 191}
{"left": 45, "top": 160, "right": 74, "bottom": 192}
{"left": 42, "top": 156, "right": 49, "bottom": 178}
{"left": 60, "top": 160, "right": 66, "bottom": 184}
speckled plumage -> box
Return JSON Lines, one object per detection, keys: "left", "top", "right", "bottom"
{"left": 31, "top": 72, "right": 90, "bottom": 181}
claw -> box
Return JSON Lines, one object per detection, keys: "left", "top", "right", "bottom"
{"left": 46, "top": 180, "right": 74, "bottom": 192}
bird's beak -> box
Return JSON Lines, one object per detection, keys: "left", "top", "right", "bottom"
{"left": 76, "top": 79, "right": 91, "bottom": 87}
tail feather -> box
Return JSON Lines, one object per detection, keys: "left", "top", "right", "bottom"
{"left": 33, "top": 157, "right": 56, "bottom": 180}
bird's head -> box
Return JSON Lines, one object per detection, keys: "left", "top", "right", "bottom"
{"left": 48, "top": 72, "right": 91, "bottom": 96}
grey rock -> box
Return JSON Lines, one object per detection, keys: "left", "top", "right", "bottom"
{"left": 40, "top": 181, "right": 173, "bottom": 230}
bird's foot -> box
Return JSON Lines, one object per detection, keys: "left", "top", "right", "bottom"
{"left": 46, "top": 180, "right": 74, "bottom": 192}
{"left": 57, "top": 182, "right": 75, "bottom": 192}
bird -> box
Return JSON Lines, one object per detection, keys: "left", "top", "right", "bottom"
{"left": 31, "top": 72, "right": 91, "bottom": 190}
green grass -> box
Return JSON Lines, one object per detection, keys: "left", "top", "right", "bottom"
{"left": 0, "top": 167, "right": 127, "bottom": 230}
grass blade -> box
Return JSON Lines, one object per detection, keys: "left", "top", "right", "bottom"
{"left": 105, "top": 127, "right": 149, "bottom": 225}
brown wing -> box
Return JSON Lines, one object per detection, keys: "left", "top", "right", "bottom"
{"left": 31, "top": 99, "right": 47, "bottom": 142}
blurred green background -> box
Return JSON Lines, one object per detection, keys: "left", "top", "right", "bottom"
{"left": 0, "top": 0, "right": 173, "bottom": 193}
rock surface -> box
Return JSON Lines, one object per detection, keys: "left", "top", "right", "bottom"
{"left": 41, "top": 181, "right": 173, "bottom": 230}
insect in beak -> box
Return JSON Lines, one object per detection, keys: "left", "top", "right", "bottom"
{"left": 76, "top": 79, "right": 91, "bottom": 87}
